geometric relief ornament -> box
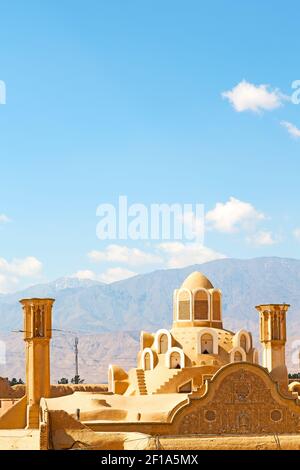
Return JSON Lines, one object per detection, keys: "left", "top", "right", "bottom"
{"left": 178, "top": 368, "right": 300, "bottom": 435}
{"left": 270, "top": 409, "right": 283, "bottom": 422}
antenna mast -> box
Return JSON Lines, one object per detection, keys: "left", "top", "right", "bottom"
{"left": 75, "top": 337, "right": 79, "bottom": 383}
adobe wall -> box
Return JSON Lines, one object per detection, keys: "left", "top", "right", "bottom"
{"left": 0, "top": 395, "right": 27, "bottom": 429}
{"left": 150, "top": 434, "right": 300, "bottom": 450}
{"left": 0, "top": 378, "right": 25, "bottom": 398}
{"left": 86, "top": 363, "right": 300, "bottom": 436}
{"left": 50, "top": 383, "right": 108, "bottom": 397}
{"left": 0, "top": 378, "right": 108, "bottom": 399}
{"left": 48, "top": 409, "right": 150, "bottom": 450}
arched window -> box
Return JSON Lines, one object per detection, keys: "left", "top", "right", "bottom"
{"left": 166, "top": 347, "right": 185, "bottom": 369}
{"left": 201, "top": 333, "right": 214, "bottom": 354}
{"left": 178, "top": 290, "right": 191, "bottom": 320}
{"left": 212, "top": 291, "right": 221, "bottom": 321}
{"left": 144, "top": 352, "right": 151, "bottom": 370}
{"left": 154, "top": 329, "right": 172, "bottom": 353}
{"left": 170, "top": 351, "right": 181, "bottom": 369}
{"left": 142, "top": 348, "right": 154, "bottom": 371}
{"left": 234, "top": 351, "right": 243, "bottom": 362}
{"left": 234, "top": 330, "right": 251, "bottom": 353}
{"left": 159, "top": 334, "right": 168, "bottom": 354}
{"left": 230, "top": 347, "right": 246, "bottom": 363}
{"left": 194, "top": 290, "right": 209, "bottom": 320}
{"left": 240, "top": 334, "right": 247, "bottom": 351}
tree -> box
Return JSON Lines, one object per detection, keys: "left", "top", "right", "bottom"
{"left": 9, "top": 378, "right": 24, "bottom": 386}
{"left": 58, "top": 378, "right": 69, "bottom": 384}
{"left": 71, "top": 375, "right": 84, "bottom": 384}
{"left": 289, "top": 372, "right": 300, "bottom": 380}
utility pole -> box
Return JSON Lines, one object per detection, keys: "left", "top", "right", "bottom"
{"left": 75, "top": 337, "right": 79, "bottom": 384}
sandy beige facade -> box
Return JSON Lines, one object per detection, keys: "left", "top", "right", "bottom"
{"left": 0, "top": 271, "right": 300, "bottom": 450}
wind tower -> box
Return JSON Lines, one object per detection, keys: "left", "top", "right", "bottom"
{"left": 20, "top": 298, "right": 55, "bottom": 429}
{"left": 256, "top": 303, "right": 290, "bottom": 391}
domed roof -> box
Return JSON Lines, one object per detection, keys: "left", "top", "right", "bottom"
{"left": 181, "top": 271, "right": 214, "bottom": 290}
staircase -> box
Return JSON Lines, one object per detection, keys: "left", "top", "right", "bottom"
{"left": 136, "top": 369, "right": 148, "bottom": 395}
{"left": 153, "top": 369, "right": 182, "bottom": 394}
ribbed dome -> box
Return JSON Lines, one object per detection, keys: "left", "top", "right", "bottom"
{"left": 181, "top": 271, "right": 213, "bottom": 290}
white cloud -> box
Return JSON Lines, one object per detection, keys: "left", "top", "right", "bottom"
{"left": 158, "top": 242, "right": 226, "bottom": 268}
{"left": 206, "top": 197, "right": 265, "bottom": 233}
{"left": 281, "top": 121, "right": 300, "bottom": 139}
{"left": 246, "top": 231, "right": 277, "bottom": 246}
{"left": 222, "top": 80, "right": 284, "bottom": 113}
{"left": 293, "top": 228, "right": 300, "bottom": 241}
{"left": 88, "top": 244, "right": 162, "bottom": 267}
{"left": 0, "top": 256, "right": 43, "bottom": 293}
{"left": 0, "top": 256, "right": 42, "bottom": 277}
{"left": 0, "top": 214, "right": 11, "bottom": 224}
{"left": 98, "top": 267, "right": 137, "bottom": 283}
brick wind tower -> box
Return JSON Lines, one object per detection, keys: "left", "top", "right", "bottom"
{"left": 256, "top": 303, "right": 290, "bottom": 391}
{"left": 20, "top": 298, "right": 55, "bottom": 429}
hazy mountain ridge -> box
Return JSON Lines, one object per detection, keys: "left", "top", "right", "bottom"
{"left": 0, "top": 257, "right": 299, "bottom": 382}
{"left": 1, "top": 257, "right": 299, "bottom": 333}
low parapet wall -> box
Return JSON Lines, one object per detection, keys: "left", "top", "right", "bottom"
{"left": 0, "top": 378, "right": 108, "bottom": 400}
{"left": 0, "top": 378, "right": 25, "bottom": 399}
{"left": 50, "top": 384, "right": 108, "bottom": 397}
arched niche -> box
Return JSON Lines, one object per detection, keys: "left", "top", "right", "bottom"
{"left": 194, "top": 289, "right": 209, "bottom": 321}
{"left": 234, "top": 351, "right": 243, "bottom": 362}
{"left": 141, "top": 348, "right": 154, "bottom": 371}
{"left": 211, "top": 289, "right": 222, "bottom": 322}
{"left": 240, "top": 334, "right": 247, "bottom": 351}
{"left": 233, "top": 330, "right": 251, "bottom": 353}
{"left": 177, "top": 289, "right": 192, "bottom": 321}
{"left": 166, "top": 347, "right": 185, "bottom": 369}
{"left": 201, "top": 333, "right": 213, "bottom": 354}
{"left": 198, "top": 328, "right": 219, "bottom": 355}
{"left": 230, "top": 347, "right": 246, "bottom": 363}
{"left": 154, "top": 329, "right": 172, "bottom": 354}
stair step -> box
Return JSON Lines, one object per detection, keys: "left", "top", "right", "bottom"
{"left": 136, "top": 369, "right": 148, "bottom": 395}
{"left": 154, "top": 370, "right": 182, "bottom": 394}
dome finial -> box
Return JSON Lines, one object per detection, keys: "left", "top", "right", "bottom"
{"left": 181, "top": 272, "right": 213, "bottom": 290}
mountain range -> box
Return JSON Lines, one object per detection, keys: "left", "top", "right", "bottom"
{"left": 0, "top": 257, "right": 299, "bottom": 383}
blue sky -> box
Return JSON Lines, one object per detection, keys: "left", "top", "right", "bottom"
{"left": 0, "top": 1, "right": 299, "bottom": 291}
